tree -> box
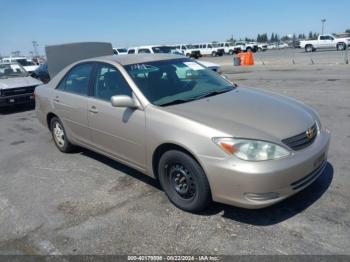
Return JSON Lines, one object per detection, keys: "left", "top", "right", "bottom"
{"left": 261, "top": 33, "right": 268, "bottom": 43}
{"left": 308, "top": 31, "right": 313, "bottom": 39}
{"left": 281, "top": 35, "right": 290, "bottom": 42}
{"left": 270, "top": 33, "right": 275, "bottom": 43}
{"left": 345, "top": 29, "right": 350, "bottom": 36}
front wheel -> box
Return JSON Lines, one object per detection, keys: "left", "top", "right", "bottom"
{"left": 337, "top": 43, "right": 346, "bottom": 51}
{"left": 50, "top": 117, "right": 74, "bottom": 153}
{"left": 212, "top": 51, "right": 217, "bottom": 57}
{"left": 158, "top": 150, "right": 212, "bottom": 212}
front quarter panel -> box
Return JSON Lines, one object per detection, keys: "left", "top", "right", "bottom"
{"left": 145, "top": 105, "right": 229, "bottom": 178}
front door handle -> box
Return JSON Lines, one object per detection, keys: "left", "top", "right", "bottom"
{"left": 89, "top": 106, "right": 99, "bottom": 114}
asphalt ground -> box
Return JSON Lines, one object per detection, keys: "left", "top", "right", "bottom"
{"left": 0, "top": 49, "right": 349, "bottom": 255}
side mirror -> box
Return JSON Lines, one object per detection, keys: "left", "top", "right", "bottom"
{"left": 111, "top": 95, "right": 138, "bottom": 109}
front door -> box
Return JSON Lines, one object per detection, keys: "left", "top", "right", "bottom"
{"left": 87, "top": 63, "right": 146, "bottom": 170}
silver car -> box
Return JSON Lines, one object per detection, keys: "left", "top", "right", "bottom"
{"left": 35, "top": 54, "right": 330, "bottom": 212}
{"left": 0, "top": 62, "right": 42, "bottom": 107}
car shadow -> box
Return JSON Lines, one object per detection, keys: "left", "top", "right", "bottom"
{"left": 80, "top": 148, "right": 333, "bottom": 226}
{"left": 202, "top": 162, "right": 334, "bottom": 225}
{"left": 0, "top": 104, "right": 35, "bottom": 115}
{"left": 80, "top": 149, "right": 161, "bottom": 190}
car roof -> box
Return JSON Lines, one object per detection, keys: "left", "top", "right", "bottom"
{"left": 85, "top": 54, "right": 185, "bottom": 66}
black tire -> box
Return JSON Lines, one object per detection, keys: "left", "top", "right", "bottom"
{"left": 158, "top": 150, "right": 212, "bottom": 212}
{"left": 258, "top": 47, "right": 263, "bottom": 52}
{"left": 228, "top": 50, "right": 234, "bottom": 55}
{"left": 305, "top": 45, "right": 313, "bottom": 52}
{"left": 212, "top": 51, "right": 217, "bottom": 57}
{"left": 50, "top": 117, "right": 74, "bottom": 153}
{"left": 246, "top": 47, "right": 252, "bottom": 52}
{"left": 337, "top": 43, "right": 346, "bottom": 51}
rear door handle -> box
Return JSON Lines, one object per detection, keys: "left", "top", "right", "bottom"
{"left": 89, "top": 106, "right": 99, "bottom": 114}
{"left": 53, "top": 96, "right": 60, "bottom": 102}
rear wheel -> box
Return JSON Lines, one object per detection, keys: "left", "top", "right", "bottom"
{"left": 246, "top": 47, "right": 252, "bottom": 52}
{"left": 228, "top": 49, "right": 234, "bottom": 55}
{"left": 50, "top": 117, "right": 74, "bottom": 153}
{"left": 212, "top": 51, "right": 217, "bottom": 57}
{"left": 158, "top": 150, "right": 212, "bottom": 212}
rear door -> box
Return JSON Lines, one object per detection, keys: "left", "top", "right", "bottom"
{"left": 52, "top": 63, "right": 94, "bottom": 145}
{"left": 87, "top": 63, "right": 146, "bottom": 170}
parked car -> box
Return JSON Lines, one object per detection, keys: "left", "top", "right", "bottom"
{"left": 217, "top": 42, "right": 239, "bottom": 55}
{"left": 0, "top": 62, "right": 42, "bottom": 107}
{"left": 257, "top": 43, "right": 268, "bottom": 52}
{"left": 31, "top": 62, "right": 50, "bottom": 83}
{"left": 267, "top": 42, "right": 289, "bottom": 50}
{"left": 1, "top": 57, "right": 39, "bottom": 74}
{"left": 234, "top": 42, "right": 258, "bottom": 53}
{"left": 36, "top": 43, "right": 330, "bottom": 212}
{"left": 195, "top": 43, "right": 224, "bottom": 56}
{"left": 113, "top": 48, "right": 128, "bottom": 55}
{"left": 300, "top": 34, "right": 350, "bottom": 52}
{"left": 174, "top": 44, "right": 202, "bottom": 59}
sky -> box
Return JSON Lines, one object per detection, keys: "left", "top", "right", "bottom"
{"left": 1, "top": 0, "right": 349, "bottom": 56}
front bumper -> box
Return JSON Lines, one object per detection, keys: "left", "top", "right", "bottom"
{"left": 0, "top": 93, "right": 35, "bottom": 107}
{"left": 199, "top": 129, "right": 331, "bottom": 209}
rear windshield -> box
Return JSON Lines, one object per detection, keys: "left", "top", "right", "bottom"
{"left": 0, "top": 63, "right": 27, "bottom": 78}
{"left": 152, "top": 46, "right": 172, "bottom": 53}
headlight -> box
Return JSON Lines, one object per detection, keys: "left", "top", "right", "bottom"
{"left": 212, "top": 138, "right": 291, "bottom": 161}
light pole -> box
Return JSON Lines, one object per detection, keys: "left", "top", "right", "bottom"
{"left": 321, "top": 19, "right": 326, "bottom": 34}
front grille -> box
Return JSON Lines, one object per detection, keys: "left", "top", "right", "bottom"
{"left": 1, "top": 85, "right": 36, "bottom": 97}
{"left": 290, "top": 160, "right": 326, "bottom": 190}
{"left": 282, "top": 123, "right": 317, "bottom": 151}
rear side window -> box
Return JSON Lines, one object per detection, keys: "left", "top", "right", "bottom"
{"left": 128, "top": 49, "right": 135, "bottom": 54}
{"left": 56, "top": 63, "right": 93, "bottom": 96}
{"left": 138, "top": 48, "right": 151, "bottom": 54}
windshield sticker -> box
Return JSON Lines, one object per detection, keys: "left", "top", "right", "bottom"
{"left": 183, "top": 62, "right": 205, "bottom": 71}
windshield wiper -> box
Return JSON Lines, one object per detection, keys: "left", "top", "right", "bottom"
{"left": 192, "top": 87, "right": 233, "bottom": 100}
{"left": 159, "top": 97, "right": 197, "bottom": 107}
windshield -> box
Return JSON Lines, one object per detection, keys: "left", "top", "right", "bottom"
{"left": 0, "top": 63, "right": 28, "bottom": 78}
{"left": 151, "top": 46, "right": 172, "bottom": 53}
{"left": 124, "top": 58, "right": 234, "bottom": 106}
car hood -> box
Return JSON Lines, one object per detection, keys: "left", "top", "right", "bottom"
{"left": 0, "top": 76, "right": 42, "bottom": 90}
{"left": 161, "top": 88, "right": 315, "bottom": 142}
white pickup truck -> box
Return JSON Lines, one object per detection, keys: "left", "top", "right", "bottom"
{"left": 300, "top": 34, "right": 350, "bottom": 52}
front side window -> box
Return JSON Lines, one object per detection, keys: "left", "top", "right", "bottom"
{"left": 125, "top": 58, "right": 234, "bottom": 106}
{"left": 93, "top": 64, "right": 132, "bottom": 101}
{"left": 56, "top": 63, "right": 93, "bottom": 96}
{"left": 128, "top": 49, "right": 135, "bottom": 54}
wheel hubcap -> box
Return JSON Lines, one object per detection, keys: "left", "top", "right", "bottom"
{"left": 53, "top": 122, "right": 65, "bottom": 147}
{"left": 169, "top": 164, "right": 196, "bottom": 199}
